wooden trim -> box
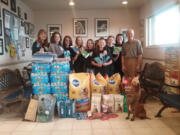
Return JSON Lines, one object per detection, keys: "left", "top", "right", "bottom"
{"left": 143, "top": 57, "right": 164, "bottom": 62}
{"left": 0, "top": 60, "right": 30, "bottom": 67}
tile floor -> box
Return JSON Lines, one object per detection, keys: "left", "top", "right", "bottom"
{"left": 0, "top": 98, "right": 180, "bottom": 135}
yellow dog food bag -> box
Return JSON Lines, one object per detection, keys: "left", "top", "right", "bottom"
{"left": 91, "top": 73, "right": 107, "bottom": 94}
{"left": 107, "top": 73, "right": 121, "bottom": 94}
{"left": 69, "top": 73, "right": 90, "bottom": 112}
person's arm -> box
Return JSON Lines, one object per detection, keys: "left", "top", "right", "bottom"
{"left": 136, "top": 40, "right": 143, "bottom": 72}
{"left": 113, "top": 53, "right": 120, "bottom": 62}
{"left": 91, "top": 61, "right": 102, "bottom": 67}
{"left": 121, "top": 55, "right": 126, "bottom": 73}
{"left": 136, "top": 54, "right": 142, "bottom": 72}
{"left": 73, "top": 52, "right": 79, "bottom": 62}
{"left": 103, "top": 60, "right": 112, "bottom": 66}
{"left": 57, "top": 57, "right": 70, "bottom": 62}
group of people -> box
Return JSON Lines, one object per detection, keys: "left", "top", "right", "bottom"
{"left": 32, "top": 29, "right": 143, "bottom": 78}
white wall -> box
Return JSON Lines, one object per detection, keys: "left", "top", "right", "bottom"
{"left": 0, "top": 0, "right": 34, "bottom": 70}
{"left": 34, "top": 8, "right": 140, "bottom": 44}
{"left": 140, "top": 0, "right": 180, "bottom": 67}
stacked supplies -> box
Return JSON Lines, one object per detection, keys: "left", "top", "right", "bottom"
{"left": 32, "top": 52, "right": 56, "bottom": 63}
{"left": 50, "top": 61, "right": 70, "bottom": 102}
{"left": 31, "top": 63, "right": 51, "bottom": 95}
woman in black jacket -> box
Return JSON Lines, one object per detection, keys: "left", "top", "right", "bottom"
{"left": 32, "top": 29, "right": 49, "bottom": 55}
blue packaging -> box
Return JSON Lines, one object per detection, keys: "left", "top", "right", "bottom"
{"left": 31, "top": 73, "right": 49, "bottom": 84}
{"left": 53, "top": 93, "right": 68, "bottom": 102}
{"left": 51, "top": 62, "right": 70, "bottom": 73}
{"left": 51, "top": 83, "right": 68, "bottom": 94}
{"left": 32, "top": 63, "right": 51, "bottom": 73}
{"left": 50, "top": 73, "right": 68, "bottom": 83}
{"left": 33, "top": 83, "right": 51, "bottom": 94}
{"left": 57, "top": 101, "right": 66, "bottom": 118}
{"left": 57, "top": 99, "right": 76, "bottom": 118}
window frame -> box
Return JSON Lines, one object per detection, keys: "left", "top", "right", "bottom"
{"left": 146, "top": 3, "right": 180, "bottom": 48}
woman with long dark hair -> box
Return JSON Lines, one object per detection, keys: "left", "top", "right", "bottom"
{"left": 113, "top": 34, "right": 124, "bottom": 77}
{"left": 32, "top": 29, "right": 49, "bottom": 55}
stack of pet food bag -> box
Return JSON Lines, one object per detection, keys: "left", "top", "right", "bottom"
{"left": 30, "top": 52, "right": 75, "bottom": 122}
{"left": 51, "top": 62, "right": 76, "bottom": 118}
{"left": 89, "top": 73, "right": 127, "bottom": 116}
{"left": 30, "top": 53, "right": 56, "bottom": 122}
{"left": 68, "top": 72, "right": 128, "bottom": 119}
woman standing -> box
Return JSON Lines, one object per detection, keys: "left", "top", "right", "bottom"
{"left": 113, "top": 34, "right": 124, "bottom": 77}
{"left": 91, "top": 38, "right": 113, "bottom": 76}
{"left": 32, "top": 29, "right": 49, "bottom": 55}
{"left": 49, "top": 32, "right": 70, "bottom": 61}
{"left": 73, "top": 36, "right": 86, "bottom": 73}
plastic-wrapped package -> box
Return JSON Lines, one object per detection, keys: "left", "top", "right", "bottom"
{"left": 51, "top": 82, "right": 68, "bottom": 94}
{"left": 32, "top": 63, "right": 51, "bottom": 73}
{"left": 53, "top": 93, "right": 69, "bottom": 102}
{"left": 32, "top": 52, "right": 56, "bottom": 63}
{"left": 51, "top": 62, "right": 70, "bottom": 73}
{"left": 36, "top": 94, "right": 56, "bottom": 122}
{"left": 31, "top": 73, "right": 49, "bottom": 84}
{"left": 57, "top": 99, "right": 76, "bottom": 118}
{"left": 33, "top": 83, "right": 51, "bottom": 94}
{"left": 50, "top": 73, "right": 68, "bottom": 83}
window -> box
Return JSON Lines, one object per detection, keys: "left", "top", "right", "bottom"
{"left": 147, "top": 4, "right": 180, "bottom": 47}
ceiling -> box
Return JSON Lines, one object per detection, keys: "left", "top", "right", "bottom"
{"left": 21, "top": 0, "right": 148, "bottom": 11}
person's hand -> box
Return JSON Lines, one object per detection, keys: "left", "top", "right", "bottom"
{"left": 116, "top": 52, "right": 120, "bottom": 55}
{"left": 136, "top": 65, "right": 140, "bottom": 72}
{"left": 40, "top": 48, "right": 44, "bottom": 53}
{"left": 102, "top": 63, "right": 107, "bottom": 66}
{"left": 65, "top": 57, "right": 71, "bottom": 61}
{"left": 122, "top": 65, "right": 126, "bottom": 73}
{"left": 104, "top": 50, "right": 107, "bottom": 55}
{"left": 97, "top": 63, "right": 103, "bottom": 67}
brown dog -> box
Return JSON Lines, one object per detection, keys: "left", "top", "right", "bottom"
{"left": 126, "top": 76, "right": 149, "bottom": 121}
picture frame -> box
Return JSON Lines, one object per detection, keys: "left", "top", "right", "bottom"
{"left": 10, "top": 0, "right": 16, "bottom": 13}
{"left": 24, "top": 22, "right": 29, "bottom": 35}
{"left": 0, "top": 38, "right": 4, "bottom": 55}
{"left": 120, "top": 28, "right": 128, "bottom": 43}
{"left": 73, "top": 18, "right": 88, "bottom": 37}
{"left": 24, "top": 12, "right": 27, "bottom": 20}
{"left": 17, "top": 6, "right": 21, "bottom": 18}
{"left": 95, "top": 18, "right": 109, "bottom": 37}
{"left": 1, "top": 0, "right": 8, "bottom": 6}
{"left": 0, "top": 19, "right": 2, "bottom": 36}
{"left": 29, "top": 23, "right": 35, "bottom": 38}
{"left": 0, "top": 5, "right": 1, "bottom": 18}
{"left": 47, "top": 24, "right": 62, "bottom": 41}
{"left": 25, "top": 37, "right": 29, "bottom": 48}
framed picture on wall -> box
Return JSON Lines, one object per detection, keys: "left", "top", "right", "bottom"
{"left": 24, "top": 22, "right": 29, "bottom": 35}
{"left": 0, "top": 6, "right": 1, "bottom": 18}
{"left": 1, "top": 0, "right": 8, "bottom": 6}
{"left": 47, "top": 24, "right": 62, "bottom": 41}
{"left": 73, "top": 18, "right": 88, "bottom": 37}
{"left": 24, "top": 12, "right": 27, "bottom": 20}
{"left": 120, "top": 28, "right": 128, "bottom": 43}
{"left": 95, "top": 18, "right": 109, "bottom": 37}
{"left": 10, "top": 0, "right": 16, "bottom": 13}
{"left": 0, "top": 39, "right": 3, "bottom": 55}
{"left": 17, "top": 6, "right": 21, "bottom": 18}
{"left": 0, "top": 20, "right": 2, "bottom": 36}
{"left": 25, "top": 37, "right": 29, "bottom": 48}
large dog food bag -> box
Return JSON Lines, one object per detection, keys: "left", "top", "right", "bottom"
{"left": 91, "top": 93, "right": 102, "bottom": 113}
{"left": 107, "top": 73, "right": 121, "bottom": 94}
{"left": 91, "top": 73, "right": 107, "bottom": 94}
{"left": 69, "top": 73, "right": 90, "bottom": 112}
